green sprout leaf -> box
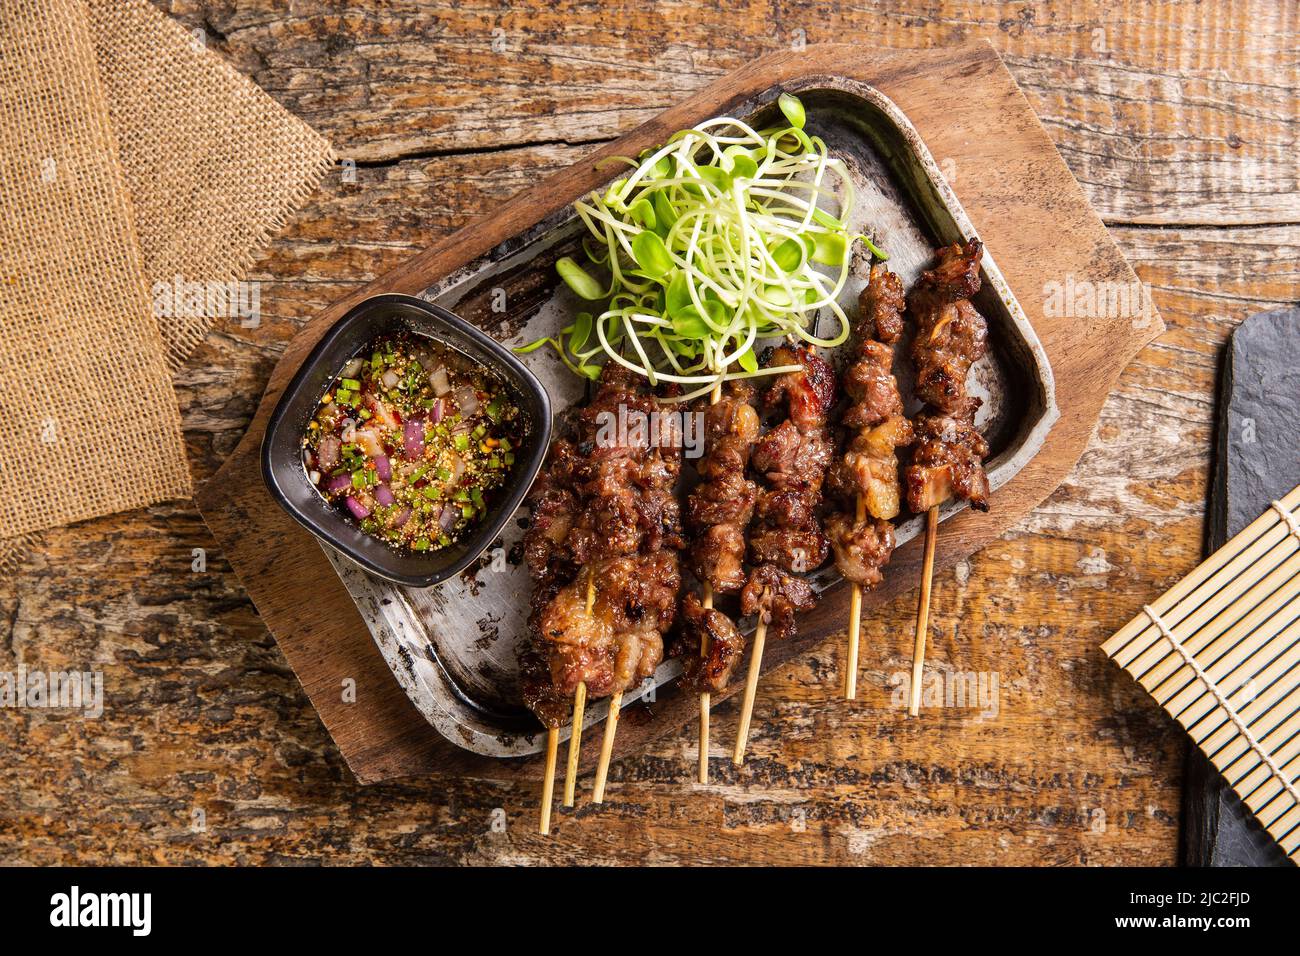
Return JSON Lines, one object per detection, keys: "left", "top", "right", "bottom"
{"left": 778, "top": 92, "right": 806, "bottom": 130}
{"left": 631, "top": 230, "right": 674, "bottom": 278}
{"left": 556, "top": 256, "right": 607, "bottom": 300}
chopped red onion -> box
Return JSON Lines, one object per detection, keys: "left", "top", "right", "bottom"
{"left": 324, "top": 472, "right": 352, "bottom": 494}
{"left": 373, "top": 454, "right": 392, "bottom": 482}
{"left": 375, "top": 485, "right": 395, "bottom": 507}
{"left": 453, "top": 385, "right": 478, "bottom": 417}
{"left": 429, "top": 367, "right": 451, "bottom": 396}
{"left": 438, "top": 504, "right": 459, "bottom": 532}
{"left": 345, "top": 496, "right": 370, "bottom": 520}
{"left": 402, "top": 418, "right": 425, "bottom": 460}
{"left": 388, "top": 507, "right": 412, "bottom": 529}
{"left": 429, "top": 398, "right": 444, "bottom": 424}
{"left": 317, "top": 436, "right": 340, "bottom": 472}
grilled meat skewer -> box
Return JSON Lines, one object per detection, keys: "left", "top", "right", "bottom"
{"left": 673, "top": 380, "right": 760, "bottom": 695}
{"left": 905, "top": 239, "right": 990, "bottom": 514}
{"left": 904, "top": 239, "right": 992, "bottom": 718}
{"left": 743, "top": 344, "right": 836, "bottom": 639}
{"left": 734, "top": 345, "right": 835, "bottom": 765}
{"left": 827, "top": 263, "right": 914, "bottom": 590}
{"left": 522, "top": 363, "right": 683, "bottom": 720}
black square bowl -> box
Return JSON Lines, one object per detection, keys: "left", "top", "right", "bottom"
{"left": 261, "top": 294, "right": 552, "bottom": 587}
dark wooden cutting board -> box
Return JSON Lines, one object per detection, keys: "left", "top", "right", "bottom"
{"left": 194, "top": 41, "right": 1164, "bottom": 785}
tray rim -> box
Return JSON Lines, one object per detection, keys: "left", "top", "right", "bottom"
{"left": 343, "top": 74, "right": 1060, "bottom": 757}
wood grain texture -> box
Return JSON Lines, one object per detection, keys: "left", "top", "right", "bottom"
{"left": 1, "top": 0, "right": 1294, "bottom": 866}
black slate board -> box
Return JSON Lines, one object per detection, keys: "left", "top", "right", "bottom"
{"left": 1183, "top": 306, "right": 1300, "bottom": 867}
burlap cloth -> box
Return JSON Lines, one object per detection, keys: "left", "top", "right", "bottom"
{"left": 0, "top": 0, "right": 335, "bottom": 568}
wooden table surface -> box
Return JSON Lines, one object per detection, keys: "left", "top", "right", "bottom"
{"left": 2, "top": 0, "right": 1296, "bottom": 866}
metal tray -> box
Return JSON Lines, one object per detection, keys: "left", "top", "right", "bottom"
{"left": 322, "top": 76, "right": 1058, "bottom": 757}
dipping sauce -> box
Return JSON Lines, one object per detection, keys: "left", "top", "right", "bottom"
{"left": 301, "top": 331, "right": 523, "bottom": 552}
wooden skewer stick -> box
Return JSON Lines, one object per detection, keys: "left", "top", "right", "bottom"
{"left": 732, "top": 621, "right": 768, "bottom": 765}
{"left": 698, "top": 591, "right": 712, "bottom": 784}
{"left": 732, "top": 595, "right": 769, "bottom": 765}
{"left": 908, "top": 505, "right": 939, "bottom": 716}
{"left": 588, "top": 558, "right": 623, "bottom": 803}
{"left": 538, "top": 727, "right": 559, "bottom": 835}
{"left": 563, "top": 569, "right": 597, "bottom": 807}
{"left": 844, "top": 494, "right": 867, "bottom": 699}
{"left": 591, "top": 689, "right": 621, "bottom": 803}
{"left": 564, "top": 682, "right": 587, "bottom": 806}
{"left": 698, "top": 379, "right": 724, "bottom": 784}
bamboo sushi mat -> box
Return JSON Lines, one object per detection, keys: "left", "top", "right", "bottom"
{"left": 1102, "top": 485, "right": 1300, "bottom": 862}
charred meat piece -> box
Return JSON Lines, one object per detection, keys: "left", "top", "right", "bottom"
{"left": 594, "top": 551, "right": 682, "bottom": 636}
{"left": 741, "top": 564, "right": 816, "bottom": 643}
{"left": 686, "top": 379, "right": 761, "bottom": 596}
{"left": 762, "top": 345, "right": 836, "bottom": 432}
{"left": 828, "top": 413, "right": 913, "bottom": 522}
{"left": 907, "top": 240, "right": 988, "bottom": 416}
{"left": 841, "top": 341, "right": 904, "bottom": 430}
{"left": 535, "top": 573, "right": 618, "bottom": 697}
{"left": 826, "top": 512, "right": 896, "bottom": 588}
{"left": 910, "top": 298, "right": 989, "bottom": 413}
{"left": 523, "top": 485, "right": 579, "bottom": 579}
{"left": 906, "top": 413, "right": 990, "bottom": 513}
{"left": 688, "top": 523, "right": 749, "bottom": 596}
{"left": 748, "top": 523, "right": 828, "bottom": 572}
{"left": 673, "top": 592, "right": 746, "bottom": 693}
{"left": 519, "top": 648, "right": 573, "bottom": 730}
{"left": 858, "top": 262, "right": 906, "bottom": 344}
{"left": 910, "top": 238, "right": 982, "bottom": 309}
{"left": 687, "top": 470, "right": 758, "bottom": 528}
{"left": 905, "top": 240, "right": 991, "bottom": 514}
{"left": 695, "top": 380, "right": 761, "bottom": 480}
{"left": 533, "top": 551, "right": 681, "bottom": 702}
{"left": 749, "top": 419, "right": 833, "bottom": 494}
